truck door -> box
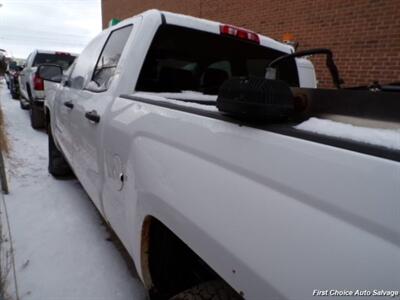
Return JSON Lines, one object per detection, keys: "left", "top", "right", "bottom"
{"left": 52, "top": 67, "right": 79, "bottom": 164}
{"left": 69, "top": 24, "right": 134, "bottom": 219}
{"left": 53, "top": 32, "right": 108, "bottom": 185}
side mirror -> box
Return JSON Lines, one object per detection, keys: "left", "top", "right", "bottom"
{"left": 70, "top": 76, "right": 84, "bottom": 89}
{"left": 38, "top": 64, "right": 63, "bottom": 83}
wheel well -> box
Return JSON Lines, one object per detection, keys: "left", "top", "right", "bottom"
{"left": 45, "top": 107, "right": 50, "bottom": 125}
{"left": 141, "top": 216, "right": 222, "bottom": 299}
{"left": 26, "top": 84, "right": 32, "bottom": 100}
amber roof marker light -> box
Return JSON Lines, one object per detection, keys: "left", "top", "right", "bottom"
{"left": 282, "top": 32, "right": 298, "bottom": 50}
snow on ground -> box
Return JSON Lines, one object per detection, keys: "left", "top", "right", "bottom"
{"left": 0, "top": 83, "right": 146, "bottom": 300}
{"left": 295, "top": 117, "right": 400, "bottom": 150}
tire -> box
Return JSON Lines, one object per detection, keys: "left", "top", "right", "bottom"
{"left": 10, "top": 81, "right": 19, "bottom": 99}
{"left": 20, "top": 99, "right": 29, "bottom": 110}
{"left": 9, "top": 81, "right": 13, "bottom": 95}
{"left": 30, "top": 104, "right": 45, "bottom": 129}
{"left": 12, "top": 92, "right": 19, "bottom": 100}
{"left": 11, "top": 87, "right": 19, "bottom": 100}
{"left": 48, "top": 124, "right": 72, "bottom": 177}
{"left": 169, "top": 281, "right": 242, "bottom": 300}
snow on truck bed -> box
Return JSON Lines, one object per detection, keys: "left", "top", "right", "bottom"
{"left": 134, "top": 91, "right": 219, "bottom": 112}
{"left": 143, "top": 90, "right": 218, "bottom": 102}
{"left": 134, "top": 91, "right": 400, "bottom": 151}
{"left": 296, "top": 117, "right": 400, "bottom": 151}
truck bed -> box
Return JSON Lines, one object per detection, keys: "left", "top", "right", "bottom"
{"left": 104, "top": 92, "right": 400, "bottom": 299}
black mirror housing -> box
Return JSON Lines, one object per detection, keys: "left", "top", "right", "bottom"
{"left": 38, "top": 64, "right": 63, "bottom": 83}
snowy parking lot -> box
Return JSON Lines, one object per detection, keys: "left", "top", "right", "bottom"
{"left": 0, "top": 83, "right": 146, "bottom": 300}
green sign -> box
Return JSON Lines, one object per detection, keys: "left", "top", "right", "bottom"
{"left": 108, "top": 18, "right": 121, "bottom": 27}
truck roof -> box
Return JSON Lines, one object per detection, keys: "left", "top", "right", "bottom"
{"left": 118, "top": 9, "right": 294, "bottom": 55}
{"left": 33, "top": 49, "right": 78, "bottom": 56}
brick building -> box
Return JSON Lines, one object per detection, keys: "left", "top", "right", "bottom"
{"left": 101, "top": 0, "right": 400, "bottom": 88}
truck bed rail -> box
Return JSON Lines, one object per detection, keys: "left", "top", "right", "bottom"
{"left": 121, "top": 93, "right": 400, "bottom": 163}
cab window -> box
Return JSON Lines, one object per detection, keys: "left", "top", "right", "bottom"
{"left": 69, "top": 32, "right": 108, "bottom": 90}
{"left": 89, "top": 25, "right": 132, "bottom": 91}
{"left": 136, "top": 25, "right": 299, "bottom": 95}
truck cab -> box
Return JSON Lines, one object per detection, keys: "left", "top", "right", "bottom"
{"left": 45, "top": 10, "right": 320, "bottom": 299}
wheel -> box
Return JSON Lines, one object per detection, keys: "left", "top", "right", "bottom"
{"left": 10, "top": 81, "right": 19, "bottom": 99}
{"left": 12, "top": 92, "right": 19, "bottom": 100}
{"left": 48, "top": 124, "right": 72, "bottom": 177}
{"left": 19, "top": 99, "right": 29, "bottom": 110}
{"left": 30, "top": 104, "right": 45, "bottom": 129}
{"left": 169, "top": 281, "right": 242, "bottom": 300}
{"left": 11, "top": 87, "right": 19, "bottom": 100}
{"left": 9, "top": 81, "right": 14, "bottom": 95}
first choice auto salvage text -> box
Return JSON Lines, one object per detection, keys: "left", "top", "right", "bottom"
{"left": 313, "top": 290, "right": 400, "bottom": 297}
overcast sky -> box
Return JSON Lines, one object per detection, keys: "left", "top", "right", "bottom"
{"left": 0, "top": 0, "right": 102, "bottom": 59}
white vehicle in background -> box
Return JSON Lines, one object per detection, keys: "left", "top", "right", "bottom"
{"left": 42, "top": 62, "right": 76, "bottom": 128}
{"left": 19, "top": 50, "right": 76, "bottom": 129}
{"left": 38, "top": 9, "right": 399, "bottom": 300}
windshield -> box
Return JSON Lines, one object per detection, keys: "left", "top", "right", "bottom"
{"left": 33, "top": 53, "right": 76, "bottom": 69}
{"left": 136, "top": 25, "right": 299, "bottom": 95}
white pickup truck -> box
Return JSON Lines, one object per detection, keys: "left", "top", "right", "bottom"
{"left": 19, "top": 50, "right": 76, "bottom": 128}
{"left": 39, "top": 9, "right": 400, "bottom": 300}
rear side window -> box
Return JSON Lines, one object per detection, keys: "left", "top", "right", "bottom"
{"left": 69, "top": 32, "right": 107, "bottom": 90}
{"left": 136, "top": 25, "right": 299, "bottom": 95}
{"left": 90, "top": 25, "right": 132, "bottom": 90}
{"left": 33, "top": 53, "right": 76, "bottom": 69}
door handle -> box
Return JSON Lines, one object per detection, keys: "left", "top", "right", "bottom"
{"left": 85, "top": 110, "right": 100, "bottom": 123}
{"left": 64, "top": 101, "right": 74, "bottom": 109}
